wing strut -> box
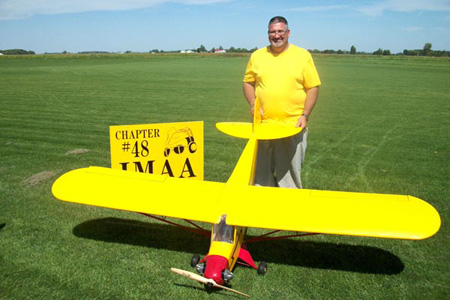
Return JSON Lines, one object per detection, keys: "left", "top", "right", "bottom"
{"left": 141, "top": 214, "right": 210, "bottom": 237}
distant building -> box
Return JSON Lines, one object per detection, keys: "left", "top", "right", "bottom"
{"left": 215, "top": 49, "right": 226, "bottom": 53}
{"left": 180, "top": 50, "right": 195, "bottom": 53}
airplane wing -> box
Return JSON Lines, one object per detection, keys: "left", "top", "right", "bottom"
{"left": 52, "top": 167, "right": 224, "bottom": 224}
{"left": 52, "top": 166, "right": 441, "bottom": 240}
{"left": 222, "top": 185, "right": 441, "bottom": 240}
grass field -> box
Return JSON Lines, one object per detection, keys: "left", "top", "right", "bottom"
{"left": 1, "top": 53, "right": 449, "bottom": 299}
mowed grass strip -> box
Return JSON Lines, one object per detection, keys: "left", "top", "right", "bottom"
{"left": 0, "top": 54, "right": 449, "bottom": 299}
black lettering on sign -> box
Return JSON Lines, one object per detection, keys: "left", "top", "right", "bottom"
{"left": 180, "top": 158, "right": 196, "bottom": 178}
{"left": 161, "top": 160, "right": 174, "bottom": 177}
{"left": 132, "top": 140, "right": 150, "bottom": 158}
{"left": 115, "top": 129, "right": 161, "bottom": 140}
{"left": 118, "top": 158, "right": 196, "bottom": 178}
{"left": 133, "top": 160, "right": 155, "bottom": 173}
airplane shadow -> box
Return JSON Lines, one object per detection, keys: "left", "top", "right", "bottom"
{"left": 73, "top": 217, "right": 404, "bottom": 275}
{"left": 246, "top": 239, "right": 404, "bottom": 275}
{"left": 73, "top": 217, "right": 210, "bottom": 254}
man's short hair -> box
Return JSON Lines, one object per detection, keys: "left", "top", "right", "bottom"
{"left": 268, "top": 16, "right": 288, "bottom": 29}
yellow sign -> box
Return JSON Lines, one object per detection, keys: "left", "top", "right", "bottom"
{"left": 110, "top": 122, "right": 203, "bottom": 180}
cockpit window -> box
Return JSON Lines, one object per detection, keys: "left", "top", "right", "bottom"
{"left": 212, "top": 215, "right": 234, "bottom": 243}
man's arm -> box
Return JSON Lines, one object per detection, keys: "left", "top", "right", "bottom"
{"left": 243, "top": 81, "right": 256, "bottom": 116}
{"left": 296, "top": 86, "right": 319, "bottom": 128}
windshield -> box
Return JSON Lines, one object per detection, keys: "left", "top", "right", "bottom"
{"left": 212, "top": 215, "right": 234, "bottom": 243}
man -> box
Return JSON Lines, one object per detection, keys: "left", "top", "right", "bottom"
{"left": 243, "top": 16, "right": 321, "bottom": 188}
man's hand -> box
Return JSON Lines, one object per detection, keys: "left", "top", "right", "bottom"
{"left": 250, "top": 104, "right": 264, "bottom": 118}
{"left": 243, "top": 82, "right": 257, "bottom": 116}
{"left": 296, "top": 86, "right": 319, "bottom": 128}
{"left": 296, "top": 115, "right": 308, "bottom": 128}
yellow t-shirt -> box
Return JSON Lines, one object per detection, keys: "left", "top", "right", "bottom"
{"left": 243, "top": 45, "right": 321, "bottom": 126}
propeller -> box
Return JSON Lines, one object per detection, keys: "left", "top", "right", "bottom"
{"left": 170, "top": 268, "right": 250, "bottom": 298}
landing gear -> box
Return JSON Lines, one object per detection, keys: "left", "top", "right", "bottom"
{"left": 257, "top": 261, "right": 268, "bottom": 275}
{"left": 205, "top": 282, "right": 214, "bottom": 294}
{"left": 190, "top": 254, "right": 201, "bottom": 268}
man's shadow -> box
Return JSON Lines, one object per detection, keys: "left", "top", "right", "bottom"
{"left": 73, "top": 217, "right": 404, "bottom": 275}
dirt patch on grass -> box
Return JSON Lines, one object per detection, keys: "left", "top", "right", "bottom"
{"left": 65, "top": 148, "right": 90, "bottom": 155}
{"left": 23, "top": 170, "right": 56, "bottom": 187}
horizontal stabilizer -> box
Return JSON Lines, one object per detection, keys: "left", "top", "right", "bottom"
{"left": 216, "top": 122, "right": 302, "bottom": 140}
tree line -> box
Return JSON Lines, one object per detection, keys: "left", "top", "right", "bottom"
{"left": 402, "top": 43, "right": 450, "bottom": 57}
{"left": 2, "top": 43, "right": 448, "bottom": 57}
{"left": 310, "top": 43, "right": 449, "bottom": 57}
{"left": 0, "top": 49, "right": 35, "bottom": 55}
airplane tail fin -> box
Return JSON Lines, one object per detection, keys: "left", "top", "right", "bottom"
{"left": 216, "top": 98, "right": 302, "bottom": 140}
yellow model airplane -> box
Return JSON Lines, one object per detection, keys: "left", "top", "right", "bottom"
{"left": 52, "top": 99, "right": 440, "bottom": 297}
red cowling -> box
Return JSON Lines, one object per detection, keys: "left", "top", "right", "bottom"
{"left": 204, "top": 255, "right": 228, "bottom": 285}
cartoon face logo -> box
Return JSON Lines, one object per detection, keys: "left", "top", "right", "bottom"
{"left": 164, "top": 127, "right": 197, "bottom": 157}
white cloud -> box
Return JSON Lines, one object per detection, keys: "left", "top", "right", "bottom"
{"left": 0, "top": 0, "right": 231, "bottom": 20}
{"left": 357, "top": 0, "right": 450, "bottom": 17}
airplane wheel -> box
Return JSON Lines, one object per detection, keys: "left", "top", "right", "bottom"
{"left": 205, "top": 282, "right": 214, "bottom": 294}
{"left": 257, "top": 262, "right": 268, "bottom": 275}
{"left": 190, "top": 254, "right": 201, "bottom": 268}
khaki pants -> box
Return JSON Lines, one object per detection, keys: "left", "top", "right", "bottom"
{"left": 254, "top": 128, "right": 308, "bottom": 189}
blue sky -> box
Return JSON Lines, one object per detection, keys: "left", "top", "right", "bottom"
{"left": 0, "top": 0, "right": 449, "bottom": 54}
